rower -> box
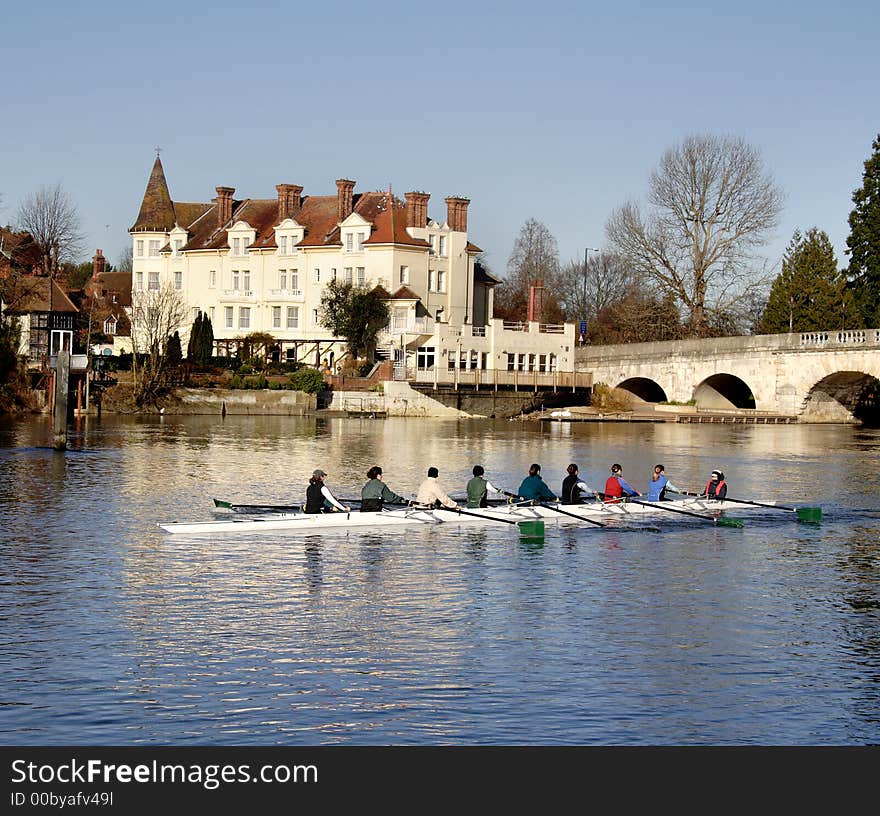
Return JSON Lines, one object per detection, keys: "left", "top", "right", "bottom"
{"left": 700, "top": 469, "right": 728, "bottom": 500}
{"left": 416, "top": 467, "right": 459, "bottom": 509}
{"left": 305, "top": 469, "right": 350, "bottom": 514}
{"left": 646, "top": 464, "right": 681, "bottom": 502}
{"left": 561, "top": 463, "right": 599, "bottom": 505}
{"left": 518, "top": 463, "right": 557, "bottom": 503}
{"left": 360, "top": 465, "right": 407, "bottom": 512}
{"left": 604, "top": 463, "right": 641, "bottom": 503}
{"left": 466, "top": 465, "right": 512, "bottom": 508}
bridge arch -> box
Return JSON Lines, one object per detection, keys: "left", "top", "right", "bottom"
{"left": 692, "top": 373, "right": 756, "bottom": 410}
{"left": 615, "top": 377, "right": 668, "bottom": 403}
{"left": 801, "top": 371, "right": 880, "bottom": 424}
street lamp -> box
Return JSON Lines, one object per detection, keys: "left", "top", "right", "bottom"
{"left": 582, "top": 247, "right": 599, "bottom": 343}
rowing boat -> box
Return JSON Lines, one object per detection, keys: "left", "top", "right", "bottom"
{"left": 158, "top": 497, "right": 774, "bottom": 535}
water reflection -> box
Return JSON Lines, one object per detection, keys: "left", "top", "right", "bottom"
{"left": 1, "top": 414, "right": 879, "bottom": 744}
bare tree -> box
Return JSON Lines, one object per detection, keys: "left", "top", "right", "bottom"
{"left": 606, "top": 135, "right": 783, "bottom": 336}
{"left": 116, "top": 245, "right": 133, "bottom": 274}
{"left": 130, "top": 283, "right": 189, "bottom": 405}
{"left": 556, "top": 251, "right": 636, "bottom": 322}
{"left": 15, "top": 183, "right": 85, "bottom": 277}
{"left": 495, "top": 218, "right": 560, "bottom": 320}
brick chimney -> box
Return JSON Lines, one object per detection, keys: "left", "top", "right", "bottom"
{"left": 92, "top": 248, "right": 106, "bottom": 278}
{"left": 405, "top": 191, "right": 430, "bottom": 228}
{"left": 216, "top": 186, "right": 235, "bottom": 228}
{"left": 445, "top": 196, "right": 470, "bottom": 232}
{"left": 336, "top": 179, "right": 355, "bottom": 221}
{"left": 276, "top": 184, "right": 303, "bottom": 221}
{"left": 528, "top": 278, "right": 544, "bottom": 323}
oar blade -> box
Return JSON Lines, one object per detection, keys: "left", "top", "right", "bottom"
{"left": 716, "top": 516, "right": 744, "bottom": 528}
{"left": 518, "top": 519, "right": 545, "bottom": 540}
{"left": 213, "top": 498, "right": 232, "bottom": 509}
{"left": 796, "top": 507, "right": 823, "bottom": 523}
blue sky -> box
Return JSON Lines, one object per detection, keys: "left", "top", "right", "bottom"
{"left": 1, "top": 0, "right": 877, "bottom": 280}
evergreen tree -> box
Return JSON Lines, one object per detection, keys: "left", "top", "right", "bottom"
{"left": 188, "top": 312, "right": 202, "bottom": 360}
{"left": 846, "top": 133, "right": 880, "bottom": 327}
{"left": 200, "top": 314, "right": 214, "bottom": 364}
{"left": 759, "top": 228, "right": 851, "bottom": 333}
{"left": 166, "top": 330, "right": 183, "bottom": 366}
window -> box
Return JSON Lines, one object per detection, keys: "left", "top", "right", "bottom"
{"left": 447, "top": 350, "right": 456, "bottom": 370}
{"left": 225, "top": 307, "right": 234, "bottom": 328}
{"left": 356, "top": 232, "right": 365, "bottom": 251}
{"left": 239, "top": 307, "right": 251, "bottom": 329}
{"left": 549, "top": 353, "right": 557, "bottom": 372}
{"left": 279, "top": 235, "right": 287, "bottom": 255}
{"left": 438, "top": 235, "right": 447, "bottom": 256}
{"left": 242, "top": 238, "right": 249, "bottom": 255}
{"left": 345, "top": 233, "right": 353, "bottom": 252}
{"left": 331, "top": 268, "right": 337, "bottom": 281}
{"left": 174, "top": 270, "right": 182, "bottom": 290}
{"left": 417, "top": 346, "right": 435, "bottom": 369}
{"left": 312, "top": 309, "right": 319, "bottom": 325}
{"left": 428, "top": 235, "right": 436, "bottom": 255}
{"left": 232, "top": 237, "right": 240, "bottom": 255}
{"left": 344, "top": 267, "right": 353, "bottom": 284}
{"left": 356, "top": 267, "right": 365, "bottom": 286}
{"left": 291, "top": 270, "right": 299, "bottom": 292}
{"left": 507, "top": 354, "right": 515, "bottom": 372}
{"left": 437, "top": 270, "right": 446, "bottom": 292}
{"left": 148, "top": 240, "right": 160, "bottom": 257}
{"left": 104, "top": 317, "right": 117, "bottom": 335}
{"left": 287, "top": 306, "right": 299, "bottom": 329}
{"left": 172, "top": 239, "right": 183, "bottom": 256}
{"left": 313, "top": 268, "right": 320, "bottom": 283}
{"left": 209, "top": 270, "right": 217, "bottom": 288}
{"left": 148, "top": 271, "right": 159, "bottom": 290}
{"left": 135, "top": 271, "right": 143, "bottom": 291}
{"left": 232, "top": 270, "right": 240, "bottom": 291}
{"left": 272, "top": 306, "right": 281, "bottom": 328}
{"left": 399, "top": 265, "right": 409, "bottom": 284}
{"left": 136, "top": 240, "right": 144, "bottom": 257}
{"left": 243, "top": 271, "right": 250, "bottom": 293}
{"left": 539, "top": 354, "right": 547, "bottom": 372}
{"left": 279, "top": 270, "right": 287, "bottom": 290}
{"left": 427, "top": 270, "right": 434, "bottom": 291}
{"left": 209, "top": 307, "right": 215, "bottom": 323}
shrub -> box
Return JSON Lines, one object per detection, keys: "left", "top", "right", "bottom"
{"left": 237, "top": 364, "right": 255, "bottom": 376}
{"left": 289, "top": 368, "right": 325, "bottom": 394}
{"left": 590, "top": 382, "right": 632, "bottom": 412}
{"left": 357, "top": 361, "right": 374, "bottom": 377}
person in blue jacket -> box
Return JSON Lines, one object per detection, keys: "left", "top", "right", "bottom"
{"left": 518, "top": 463, "right": 557, "bottom": 502}
{"left": 647, "top": 464, "right": 681, "bottom": 502}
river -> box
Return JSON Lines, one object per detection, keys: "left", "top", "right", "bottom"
{"left": 1, "top": 414, "right": 879, "bottom": 745}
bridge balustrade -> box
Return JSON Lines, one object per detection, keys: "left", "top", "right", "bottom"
{"left": 800, "top": 329, "right": 880, "bottom": 346}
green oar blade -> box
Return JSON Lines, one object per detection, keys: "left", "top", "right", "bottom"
{"left": 716, "top": 516, "right": 744, "bottom": 528}
{"left": 213, "top": 499, "right": 232, "bottom": 509}
{"left": 518, "top": 519, "right": 545, "bottom": 537}
{"left": 796, "top": 507, "right": 823, "bottom": 523}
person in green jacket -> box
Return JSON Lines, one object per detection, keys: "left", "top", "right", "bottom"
{"left": 360, "top": 465, "right": 407, "bottom": 512}
{"left": 466, "top": 465, "right": 511, "bottom": 508}
{"left": 517, "top": 463, "right": 557, "bottom": 503}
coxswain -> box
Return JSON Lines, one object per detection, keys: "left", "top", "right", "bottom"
{"left": 416, "top": 467, "right": 459, "bottom": 509}
{"left": 646, "top": 464, "right": 681, "bottom": 502}
{"left": 701, "top": 470, "right": 728, "bottom": 500}
{"left": 518, "top": 463, "right": 557, "bottom": 503}
{"left": 466, "top": 465, "right": 512, "bottom": 508}
{"left": 360, "top": 465, "right": 407, "bottom": 512}
{"left": 604, "top": 463, "right": 641, "bottom": 503}
{"left": 561, "top": 463, "right": 599, "bottom": 505}
{"left": 304, "top": 469, "right": 350, "bottom": 513}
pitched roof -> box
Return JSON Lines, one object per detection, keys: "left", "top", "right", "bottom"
{"left": 390, "top": 285, "right": 421, "bottom": 300}
{"left": 3, "top": 277, "right": 78, "bottom": 314}
{"left": 364, "top": 195, "right": 430, "bottom": 248}
{"left": 131, "top": 157, "right": 177, "bottom": 232}
{"left": 474, "top": 262, "right": 501, "bottom": 286}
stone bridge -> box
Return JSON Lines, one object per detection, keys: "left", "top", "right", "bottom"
{"left": 575, "top": 329, "right": 880, "bottom": 422}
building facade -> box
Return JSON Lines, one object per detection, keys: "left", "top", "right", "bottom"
{"left": 130, "top": 157, "right": 576, "bottom": 376}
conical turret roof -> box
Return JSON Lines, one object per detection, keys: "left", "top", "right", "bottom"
{"left": 130, "top": 156, "right": 176, "bottom": 232}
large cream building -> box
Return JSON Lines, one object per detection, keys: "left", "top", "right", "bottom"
{"left": 130, "top": 157, "right": 576, "bottom": 379}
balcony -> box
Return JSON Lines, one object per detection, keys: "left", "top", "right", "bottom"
{"left": 219, "top": 290, "right": 257, "bottom": 303}
{"left": 267, "top": 288, "right": 304, "bottom": 301}
{"left": 386, "top": 316, "right": 435, "bottom": 336}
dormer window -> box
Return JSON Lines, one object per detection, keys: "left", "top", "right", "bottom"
{"left": 357, "top": 232, "right": 365, "bottom": 251}
{"left": 438, "top": 235, "right": 447, "bottom": 257}
{"left": 104, "top": 317, "right": 117, "bottom": 335}
{"left": 346, "top": 233, "right": 353, "bottom": 252}
{"left": 172, "top": 239, "right": 183, "bottom": 256}
{"left": 279, "top": 235, "right": 288, "bottom": 255}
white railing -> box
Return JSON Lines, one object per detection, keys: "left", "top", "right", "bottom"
{"left": 539, "top": 323, "right": 565, "bottom": 334}
{"left": 411, "top": 368, "right": 592, "bottom": 390}
{"left": 470, "top": 326, "right": 486, "bottom": 337}
{"left": 800, "top": 329, "right": 880, "bottom": 346}
{"left": 267, "top": 288, "right": 304, "bottom": 300}
{"left": 386, "top": 316, "right": 436, "bottom": 336}
{"left": 502, "top": 321, "right": 527, "bottom": 332}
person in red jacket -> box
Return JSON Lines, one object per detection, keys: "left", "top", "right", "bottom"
{"left": 604, "top": 463, "right": 641, "bottom": 503}
{"left": 701, "top": 470, "right": 728, "bottom": 499}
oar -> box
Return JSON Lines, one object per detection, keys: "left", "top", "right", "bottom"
{"left": 455, "top": 507, "right": 521, "bottom": 525}
{"left": 628, "top": 498, "right": 744, "bottom": 528}
{"left": 678, "top": 492, "right": 822, "bottom": 522}
{"left": 214, "top": 498, "right": 304, "bottom": 513}
{"left": 539, "top": 502, "right": 661, "bottom": 533}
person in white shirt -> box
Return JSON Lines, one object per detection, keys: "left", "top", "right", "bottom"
{"left": 416, "top": 467, "right": 459, "bottom": 509}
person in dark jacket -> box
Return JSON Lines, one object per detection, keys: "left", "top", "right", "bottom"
{"left": 702, "top": 470, "right": 728, "bottom": 499}
{"left": 518, "top": 463, "right": 557, "bottom": 502}
{"left": 561, "top": 463, "right": 599, "bottom": 504}
{"left": 360, "top": 465, "right": 407, "bottom": 512}
{"left": 304, "top": 469, "right": 350, "bottom": 513}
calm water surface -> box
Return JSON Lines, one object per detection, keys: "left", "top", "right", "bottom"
{"left": 1, "top": 414, "right": 879, "bottom": 745}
